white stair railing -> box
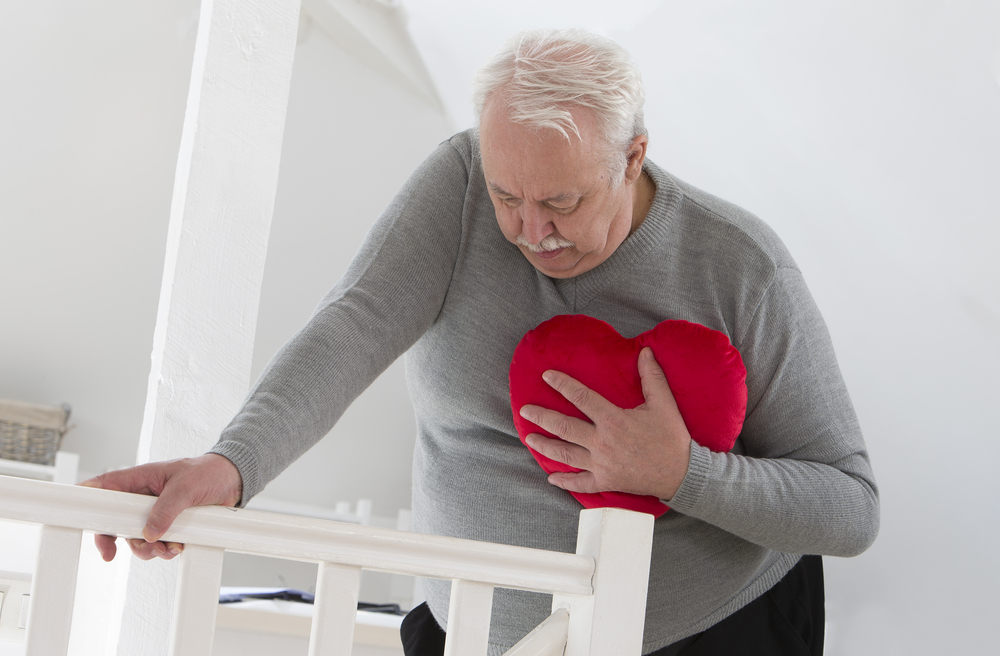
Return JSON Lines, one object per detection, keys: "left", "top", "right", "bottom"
{"left": 0, "top": 474, "right": 653, "bottom": 656}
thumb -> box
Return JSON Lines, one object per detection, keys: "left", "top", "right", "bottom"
{"left": 638, "top": 347, "right": 674, "bottom": 407}
{"left": 142, "top": 480, "right": 193, "bottom": 543}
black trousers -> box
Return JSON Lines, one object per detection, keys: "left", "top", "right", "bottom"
{"left": 400, "top": 555, "right": 824, "bottom": 656}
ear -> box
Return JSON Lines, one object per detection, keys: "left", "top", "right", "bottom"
{"left": 623, "top": 134, "right": 649, "bottom": 186}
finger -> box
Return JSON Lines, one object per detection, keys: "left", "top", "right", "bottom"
{"left": 94, "top": 534, "right": 118, "bottom": 562}
{"left": 163, "top": 542, "right": 185, "bottom": 558}
{"left": 78, "top": 464, "right": 163, "bottom": 496}
{"left": 541, "top": 370, "right": 616, "bottom": 421}
{"left": 525, "top": 433, "right": 592, "bottom": 469}
{"left": 638, "top": 347, "right": 676, "bottom": 408}
{"left": 519, "top": 404, "right": 594, "bottom": 445}
{"left": 125, "top": 537, "right": 181, "bottom": 561}
{"left": 128, "top": 538, "right": 180, "bottom": 561}
{"left": 547, "top": 470, "right": 602, "bottom": 494}
{"left": 127, "top": 537, "right": 166, "bottom": 561}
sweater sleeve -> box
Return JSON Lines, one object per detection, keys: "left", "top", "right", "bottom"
{"left": 667, "top": 265, "right": 880, "bottom": 557}
{"left": 210, "top": 139, "right": 471, "bottom": 503}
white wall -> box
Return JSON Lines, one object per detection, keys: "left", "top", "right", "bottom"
{"left": 628, "top": 6, "right": 1000, "bottom": 655}
{"left": 0, "top": 1, "right": 199, "bottom": 472}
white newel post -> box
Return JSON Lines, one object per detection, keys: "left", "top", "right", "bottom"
{"left": 68, "top": 0, "right": 302, "bottom": 654}
{"left": 554, "top": 508, "right": 654, "bottom": 656}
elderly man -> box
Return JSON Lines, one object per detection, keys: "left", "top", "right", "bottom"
{"left": 88, "top": 29, "right": 879, "bottom": 656}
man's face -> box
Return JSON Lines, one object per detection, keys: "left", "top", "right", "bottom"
{"left": 479, "top": 101, "right": 647, "bottom": 279}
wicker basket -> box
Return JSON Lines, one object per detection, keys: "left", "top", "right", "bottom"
{"left": 0, "top": 399, "right": 72, "bottom": 466}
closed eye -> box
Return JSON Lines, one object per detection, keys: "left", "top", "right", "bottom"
{"left": 546, "top": 199, "right": 580, "bottom": 213}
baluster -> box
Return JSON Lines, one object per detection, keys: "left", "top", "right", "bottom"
{"left": 25, "top": 525, "right": 82, "bottom": 656}
{"left": 308, "top": 562, "right": 362, "bottom": 656}
{"left": 444, "top": 579, "right": 494, "bottom": 656}
{"left": 502, "top": 607, "right": 569, "bottom": 656}
{"left": 167, "top": 544, "right": 225, "bottom": 656}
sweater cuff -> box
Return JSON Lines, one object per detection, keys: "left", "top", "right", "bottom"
{"left": 209, "top": 440, "right": 262, "bottom": 508}
{"left": 663, "top": 442, "right": 712, "bottom": 513}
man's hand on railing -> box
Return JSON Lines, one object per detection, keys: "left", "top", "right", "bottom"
{"left": 79, "top": 453, "right": 243, "bottom": 562}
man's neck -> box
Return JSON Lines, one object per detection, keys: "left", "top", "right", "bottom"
{"left": 630, "top": 169, "right": 656, "bottom": 235}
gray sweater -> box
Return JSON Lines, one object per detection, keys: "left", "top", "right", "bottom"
{"left": 212, "top": 130, "right": 879, "bottom": 654}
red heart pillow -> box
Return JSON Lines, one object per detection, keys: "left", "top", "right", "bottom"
{"left": 509, "top": 315, "right": 747, "bottom": 517}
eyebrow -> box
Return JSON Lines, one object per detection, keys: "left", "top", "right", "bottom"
{"left": 488, "top": 182, "right": 578, "bottom": 204}
{"left": 488, "top": 182, "right": 511, "bottom": 196}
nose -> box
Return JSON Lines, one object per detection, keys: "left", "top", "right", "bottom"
{"left": 520, "top": 204, "right": 555, "bottom": 245}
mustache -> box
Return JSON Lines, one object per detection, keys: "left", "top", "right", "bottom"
{"left": 515, "top": 234, "right": 576, "bottom": 253}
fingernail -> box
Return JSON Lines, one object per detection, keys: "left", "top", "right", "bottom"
{"left": 169, "top": 547, "right": 182, "bottom": 556}
{"left": 542, "top": 370, "right": 555, "bottom": 384}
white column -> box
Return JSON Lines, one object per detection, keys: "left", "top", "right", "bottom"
{"left": 72, "top": 0, "right": 302, "bottom": 654}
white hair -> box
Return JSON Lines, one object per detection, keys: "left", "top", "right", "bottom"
{"left": 472, "top": 29, "right": 646, "bottom": 185}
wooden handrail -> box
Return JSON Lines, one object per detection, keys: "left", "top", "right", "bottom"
{"left": 0, "top": 474, "right": 594, "bottom": 595}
